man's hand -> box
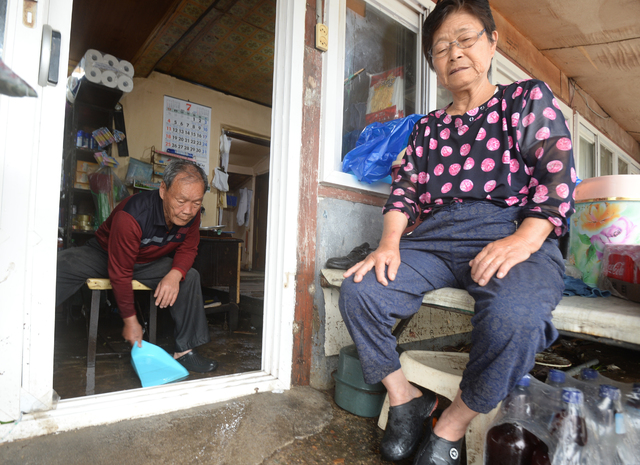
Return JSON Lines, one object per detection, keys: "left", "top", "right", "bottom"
{"left": 154, "top": 269, "right": 183, "bottom": 308}
{"left": 122, "top": 315, "right": 143, "bottom": 347}
{"left": 469, "top": 217, "right": 554, "bottom": 286}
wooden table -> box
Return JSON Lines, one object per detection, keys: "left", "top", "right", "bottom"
{"left": 192, "top": 237, "right": 242, "bottom": 331}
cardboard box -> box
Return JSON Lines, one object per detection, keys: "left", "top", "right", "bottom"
{"left": 74, "top": 181, "right": 90, "bottom": 190}
{"left": 600, "top": 244, "right": 640, "bottom": 303}
{"left": 75, "top": 171, "right": 90, "bottom": 184}
{"left": 76, "top": 161, "right": 99, "bottom": 174}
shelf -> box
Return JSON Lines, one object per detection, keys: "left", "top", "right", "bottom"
{"left": 72, "top": 188, "right": 93, "bottom": 195}
{"left": 70, "top": 230, "right": 96, "bottom": 236}
{"left": 74, "top": 80, "right": 123, "bottom": 109}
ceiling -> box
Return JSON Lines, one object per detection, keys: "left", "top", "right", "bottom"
{"left": 68, "top": 0, "right": 640, "bottom": 147}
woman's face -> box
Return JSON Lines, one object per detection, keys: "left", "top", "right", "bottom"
{"left": 431, "top": 11, "right": 498, "bottom": 95}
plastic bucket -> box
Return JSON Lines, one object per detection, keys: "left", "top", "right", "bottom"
{"left": 333, "top": 344, "right": 387, "bottom": 418}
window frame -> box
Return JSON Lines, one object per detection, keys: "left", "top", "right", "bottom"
{"left": 575, "top": 115, "right": 640, "bottom": 178}
{"left": 319, "top": 0, "right": 430, "bottom": 194}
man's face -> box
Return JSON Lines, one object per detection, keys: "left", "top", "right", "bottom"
{"left": 159, "top": 173, "right": 205, "bottom": 228}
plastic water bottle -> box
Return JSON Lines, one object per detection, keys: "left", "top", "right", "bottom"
{"left": 625, "top": 383, "right": 640, "bottom": 433}
{"left": 484, "top": 375, "right": 551, "bottom": 465}
{"left": 549, "top": 388, "right": 588, "bottom": 465}
{"left": 594, "top": 385, "right": 635, "bottom": 464}
{"left": 547, "top": 369, "right": 566, "bottom": 388}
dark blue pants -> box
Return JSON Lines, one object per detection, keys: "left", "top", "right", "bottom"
{"left": 339, "top": 201, "right": 564, "bottom": 413}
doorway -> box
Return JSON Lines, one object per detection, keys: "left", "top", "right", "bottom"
{"left": 1, "top": 0, "right": 304, "bottom": 434}
{"left": 52, "top": 0, "right": 276, "bottom": 399}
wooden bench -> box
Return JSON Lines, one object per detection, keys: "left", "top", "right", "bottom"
{"left": 320, "top": 268, "right": 640, "bottom": 351}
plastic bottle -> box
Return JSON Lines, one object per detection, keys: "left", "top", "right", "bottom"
{"left": 484, "top": 375, "right": 551, "bottom": 465}
{"left": 594, "top": 385, "right": 635, "bottom": 465}
{"left": 76, "top": 130, "right": 84, "bottom": 147}
{"left": 549, "top": 387, "right": 588, "bottom": 465}
{"left": 625, "top": 383, "right": 640, "bottom": 433}
{"left": 547, "top": 369, "right": 566, "bottom": 389}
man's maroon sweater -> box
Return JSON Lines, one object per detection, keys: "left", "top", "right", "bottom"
{"left": 95, "top": 190, "right": 200, "bottom": 318}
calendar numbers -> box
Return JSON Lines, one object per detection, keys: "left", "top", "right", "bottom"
{"left": 163, "top": 96, "right": 211, "bottom": 175}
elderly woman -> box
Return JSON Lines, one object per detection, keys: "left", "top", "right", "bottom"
{"left": 339, "top": 0, "right": 576, "bottom": 464}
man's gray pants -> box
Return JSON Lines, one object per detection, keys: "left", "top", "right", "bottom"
{"left": 56, "top": 238, "right": 210, "bottom": 352}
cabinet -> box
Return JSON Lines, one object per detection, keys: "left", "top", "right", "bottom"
{"left": 59, "top": 82, "right": 122, "bottom": 248}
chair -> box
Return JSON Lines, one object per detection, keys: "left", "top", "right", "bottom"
{"left": 84, "top": 278, "right": 157, "bottom": 395}
{"left": 377, "top": 351, "right": 499, "bottom": 465}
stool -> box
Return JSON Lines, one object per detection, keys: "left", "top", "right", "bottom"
{"left": 377, "top": 351, "right": 499, "bottom": 465}
{"left": 85, "top": 278, "right": 157, "bottom": 395}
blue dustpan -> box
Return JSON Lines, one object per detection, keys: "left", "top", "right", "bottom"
{"left": 131, "top": 341, "right": 189, "bottom": 388}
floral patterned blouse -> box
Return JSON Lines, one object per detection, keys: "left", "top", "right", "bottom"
{"left": 384, "top": 79, "right": 576, "bottom": 238}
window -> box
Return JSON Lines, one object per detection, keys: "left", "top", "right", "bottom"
{"left": 576, "top": 117, "right": 640, "bottom": 179}
{"left": 321, "top": 0, "right": 427, "bottom": 194}
{"left": 342, "top": 2, "right": 417, "bottom": 158}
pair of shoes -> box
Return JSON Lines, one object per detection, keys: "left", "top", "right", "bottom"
{"left": 413, "top": 431, "right": 463, "bottom": 465}
{"left": 176, "top": 350, "right": 218, "bottom": 373}
{"left": 325, "top": 242, "right": 375, "bottom": 270}
{"left": 380, "top": 388, "right": 438, "bottom": 462}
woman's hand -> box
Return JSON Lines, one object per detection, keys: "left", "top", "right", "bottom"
{"left": 344, "top": 211, "right": 408, "bottom": 286}
{"left": 469, "top": 217, "right": 554, "bottom": 286}
{"left": 344, "top": 243, "right": 402, "bottom": 286}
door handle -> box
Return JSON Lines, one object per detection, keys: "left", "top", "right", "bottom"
{"left": 38, "top": 24, "right": 61, "bottom": 87}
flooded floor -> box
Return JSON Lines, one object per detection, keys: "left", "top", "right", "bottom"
{"left": 53, "top": 281, "right": 264, "bottom": 399}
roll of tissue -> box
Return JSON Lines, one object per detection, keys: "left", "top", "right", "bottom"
{"left": 117, "top": 74, "right": 134, "bottom": 93}
{"left": 117, "top": 60, "right": 135, "bottom": 77}
{"left": 84, "top": 65, "right": 102, "bottom": 84}
{"left": 102, "top": 53, "right": 119, "bottom": 69}
{"left": 84, "top": 49, "right": 103, "bottom": 62}
{"left": 101, "top": 70, "right": 118, "bottom": 88}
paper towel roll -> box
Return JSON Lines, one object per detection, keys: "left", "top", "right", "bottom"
{"left": 101, "top": 70, "right": 118, "bottom": 88}
{"left": 85, "top": 66, "right": 102, "bottom": 84}
{"left": 84, "top": 49, "right": 103, "bottom": 62}
{"left": 102, "top": 54, "right": 119, "bottom": 69}
{"left": 117, "top": 74, "right": 134, "bottom": 93}
{"left": 117, "top": 59, "right": 135, "bottom": 77}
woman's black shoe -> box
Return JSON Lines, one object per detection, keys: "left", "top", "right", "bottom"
{"left": 380, "top": 389, "right": 438, "bottom": 462}
{"left": 325, "top": 242, "right": 374, "bottom": 270}
{"left": 412, "top": 431, "right": 463, "bottom": 465}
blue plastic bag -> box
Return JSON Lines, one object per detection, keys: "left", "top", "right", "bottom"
{"left": 342, "top": 114, "right": 424, "bottom": 184}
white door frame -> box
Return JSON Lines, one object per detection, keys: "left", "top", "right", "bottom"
{"left": 0, "top": 0, "right": 305, "bottom": 441}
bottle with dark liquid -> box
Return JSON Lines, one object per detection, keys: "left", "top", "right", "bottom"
{"left": 549, "top": 387, "right": 588, "bottom": 465}
{"left": 484, "top": 375, "right": 551, "bottom": 465}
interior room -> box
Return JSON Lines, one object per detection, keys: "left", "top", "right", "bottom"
{"left": 54, "top": 0, "right": 275, "bottom": 399}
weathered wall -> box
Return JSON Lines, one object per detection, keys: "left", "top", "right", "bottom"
{"left": 115, "top": 72, "right": 272, "bottom": 226}
{"left": 310, "top": 197, "right": 384, "bottom": 388}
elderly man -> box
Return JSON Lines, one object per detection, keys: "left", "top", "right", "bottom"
{"left": 56, "top": 160, "right": 217, "bottom": 373}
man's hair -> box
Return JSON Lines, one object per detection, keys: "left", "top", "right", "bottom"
{"left": 162, "top": 160, "right": 208, "bottom": 193}
{"left": 422, "top": 0, "right": 497, "bottom": 71}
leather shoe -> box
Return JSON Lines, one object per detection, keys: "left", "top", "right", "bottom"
{"left": 380, "top": 388, "right": 438, "bottom": 462}
{"left": 413, "top": 431, "right": 463, "bottom": 465}
{"left": 176, "top": 350, "right": 218, "bottom": 373}
{"left": 326, "top": 242, "right": 374, "bottom": 270}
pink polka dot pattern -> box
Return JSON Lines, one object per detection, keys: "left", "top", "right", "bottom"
{"left": 383, "top": 79, "right": 575, "bottom": 238}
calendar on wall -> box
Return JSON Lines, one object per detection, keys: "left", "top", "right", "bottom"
{"left": 162, "top": 96, "right": 211, "bottom": 175}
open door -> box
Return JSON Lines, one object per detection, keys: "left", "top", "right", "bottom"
{"left": 252, "top": 172, "right": 269, "bottom": 271}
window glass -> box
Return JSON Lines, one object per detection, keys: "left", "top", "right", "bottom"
{"left": 618, "top": 158, "right": 629, "bottom": 175}
{"left": 578, "top": 136, "right": 595, "bottom": 179}
{"left": 600, "top": 145, "right": 613, "bottom": 176}
{"left": 342, "top": 2, "right": 417, "bottom": 158}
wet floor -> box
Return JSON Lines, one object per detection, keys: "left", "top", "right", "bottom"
{"left": 53, "top": 288, "right": 263, "bottom": 399}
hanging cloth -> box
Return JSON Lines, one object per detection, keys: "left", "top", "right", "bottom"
{"left": 236, "top": 188, "right": 253, "bottom": 227}
{"left": 219, "top": 133, "right": 231, "bottom": 172}
{"left": 212, "top": 167, "right": 229, "bottom": 192}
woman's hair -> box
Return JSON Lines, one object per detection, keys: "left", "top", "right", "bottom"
{"left": 422, "top": 0, "right": 497, "bottom": 71}
{"left": 163, "top": 159, "right": 208, "bottom": 193}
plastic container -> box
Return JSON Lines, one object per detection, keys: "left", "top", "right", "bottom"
{"left": 333, "top": 344, "right": 386, "bottom": 418}
{"left": 125, "top": 158, "right": 153, "bottom": 186}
